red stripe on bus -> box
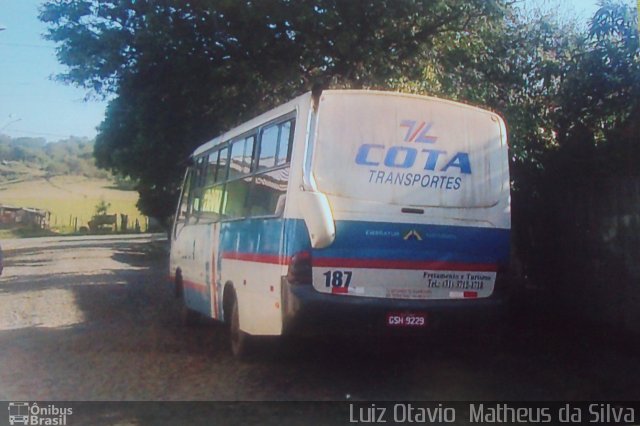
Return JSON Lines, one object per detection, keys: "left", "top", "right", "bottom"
{"left": 183, "top": 279, "right": 208, "bottom": 294}
{"left": 220, "top": 251, "right": 497, "bottom": 272}
{"left": 312, "top": 258, "right": 498, "bottom": 272}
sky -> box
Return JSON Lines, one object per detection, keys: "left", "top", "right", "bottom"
{"left": 0, "top": 1, "right": 108, "bottom": 141}
{"left": 0, "top": 0, "right": 605, "bottom": 143}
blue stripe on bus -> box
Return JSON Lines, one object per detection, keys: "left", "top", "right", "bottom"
{"left": 321, "top": 220, "right": 509, "bottom": 265}
{"left": 219, "top": 218, "right": 510, "bottom": 266}
{"left": 183, "top": 279, "right": 211, "bottom": 315}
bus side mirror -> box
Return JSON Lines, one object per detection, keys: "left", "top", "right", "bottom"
{"left": 299, "top": 191, "right": 335, "bottom": 249}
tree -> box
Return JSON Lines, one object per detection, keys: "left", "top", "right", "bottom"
{"left": 40, "top": 0, "right": 508, "bottom": 221}
{"left": 95, "top": 198, "right": 111, "bottom": 216}
{"left": 550, "top": 0, "right": 640, "bottom": 178}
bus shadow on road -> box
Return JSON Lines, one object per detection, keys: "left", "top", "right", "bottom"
{"left": 3, "top": 240, "right": 640, "bottom": 401}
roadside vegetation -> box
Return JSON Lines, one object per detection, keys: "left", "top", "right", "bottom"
{"left": 38, "top": 0, "right": 638, "bottom": 226}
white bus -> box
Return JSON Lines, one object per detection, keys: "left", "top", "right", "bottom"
{"left": 170, "top": 90, "right": 511, "bottom": 357}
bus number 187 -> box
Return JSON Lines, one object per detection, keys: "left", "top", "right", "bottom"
{"left": 323, "top": 270, "right": 353, "bottom": 288}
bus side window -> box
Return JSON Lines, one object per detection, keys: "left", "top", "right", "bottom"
{"left": 229, "top": 135, "right": 255, "bottom": 179}
{"left": 258, "top": 125, "right": 278, "bottom": 170}
{"left": 216, "top": 147, "right": 229, "bottom": 183}
{"left": 191, "top": 193, "right": 201, "bottom": 214}
{"left": 257, "top": 119, "right": 294, "bottom": 171}
{"left": 201, "top": 185, "right": 225, "bottom": 219}
{"left": 248, "top": 167, "right": 289, "bottom": 217}
{"left": 204, "top": 153, "right": 216, "bottom": 187}
{"left": 194, "top": 156, "right": 206, "bottom": 187}
{"left": 221, "top": 176, "right": 252, "bottom": 219}
{"left": 240, "top": 135, "right": 255, "bottom": 174}
{"left": 278, "top": 120, "right": 293, "bottom": 164}
{"left": 177, "top": 169, "right": 193, "bottom": 220}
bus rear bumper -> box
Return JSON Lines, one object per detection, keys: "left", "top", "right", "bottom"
{"left": 281, "top": 279, "right": 507, "bottom": 336}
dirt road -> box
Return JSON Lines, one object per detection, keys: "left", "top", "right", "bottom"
{"left": 1, "top": 235, "right": 639, "bottom": 405}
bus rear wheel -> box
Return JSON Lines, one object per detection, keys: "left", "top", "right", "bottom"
{"left": 229, "top": 295, "right": 251, "bottom": 358}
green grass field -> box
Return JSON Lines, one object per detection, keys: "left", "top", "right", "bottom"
{"left": 0, "top": 175, "right": 145, "bottom": 235}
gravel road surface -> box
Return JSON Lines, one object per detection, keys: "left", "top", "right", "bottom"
{"left": 1, "top": 235, "right": 638, "bottom": 420}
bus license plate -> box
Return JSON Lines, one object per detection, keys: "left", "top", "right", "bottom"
{"left": 386, "top": 312, "right": 427, "bottom": 327}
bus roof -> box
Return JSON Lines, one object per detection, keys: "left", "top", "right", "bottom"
{"left": 192, "top": 91, "right": 313, "bottom": 157}
{"left": 191, "top": 90, "right": 501, "bottom": 158}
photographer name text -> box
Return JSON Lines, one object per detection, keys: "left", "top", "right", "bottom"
{"left": 349, "top": 403, "right": 635, "bottom": 424}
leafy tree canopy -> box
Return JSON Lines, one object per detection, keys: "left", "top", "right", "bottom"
{"left": 40, "top": 0, "right": 508, "bottom": 220}
{"left": 40, "top": 0, "right": 638, "bottom": 224}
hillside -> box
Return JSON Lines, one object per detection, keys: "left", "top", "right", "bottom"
{"left": 0, "top": 135, "right": 144, "bottom": 235}
{"left": 0, "top": 135, "right": 110, "bottom": 184}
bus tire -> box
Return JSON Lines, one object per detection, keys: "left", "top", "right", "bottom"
{"left": 229, "top": 294, "right": 251, "bottom": 358}
{"left": 174, "top": 269, "right": 183, "bottom": 298}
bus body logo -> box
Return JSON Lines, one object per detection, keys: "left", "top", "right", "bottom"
{"left": 403, "top": 230, "right": 423, "bottom": 241}
{"left": 400, "top": 120, "right": 438, "bottom": 144}
{"left": 354, "top": 120, "right": 472, "bottom": 175}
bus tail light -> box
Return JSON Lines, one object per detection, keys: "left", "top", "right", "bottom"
{"left": 287, "top": 251, "right": 312, "bottom": 285}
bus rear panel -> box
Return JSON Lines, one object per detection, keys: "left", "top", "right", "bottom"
{"left": 283, "top": 91, "right": 510, "bottom": 332}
